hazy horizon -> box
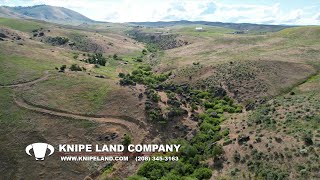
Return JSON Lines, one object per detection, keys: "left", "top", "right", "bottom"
{"left": 0, "top": 0, "right": 320, "bottom": 25}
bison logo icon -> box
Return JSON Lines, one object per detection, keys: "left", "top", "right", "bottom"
{"left": 25, "top": 143, "right": 54, "bottom": 160}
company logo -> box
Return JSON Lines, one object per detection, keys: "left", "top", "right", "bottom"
{"left": 25, "top": 143, "right": 54, "bottom": 160}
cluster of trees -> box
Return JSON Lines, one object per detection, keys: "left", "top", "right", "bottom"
{"left": 146, "top": 43, "right": 160, "bottom": 53}
{"left": 145, "top": 89, "right": 161, "bottom": 102}
{"left": 46, "top": 36, "right": 69, "bottom": 46}
{"left": 119, "top": 65, "right": 243, "bottom": 179}
{"left": 130, "top": 161, "right": 212, "bottom": 180}
{"left": 127, "top": 138, "right": 223, "bottom": 179}
{"left": 119, "top": 65, "right": 171, "bottom": 87}
{"left": 166, "top": 92, "right": 188, "bottom": 118}
{"left": 56, "top": 64, "right": 85, "bottom": 72}
{"left": 85, "top": 53, "right": 107, "bottom": 66}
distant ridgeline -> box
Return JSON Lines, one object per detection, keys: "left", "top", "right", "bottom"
{"left": 130, "top": 20, "right": 293, "bottom": 32}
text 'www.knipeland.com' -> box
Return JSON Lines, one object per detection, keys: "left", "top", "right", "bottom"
{"left": 57, "top": 144, "right": 181, "bottom": 162}
{"left": 60, "top": 156, "right": 129, "bottom": 162}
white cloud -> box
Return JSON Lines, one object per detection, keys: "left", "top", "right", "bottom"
{"left": 0, "top": 0, "right": 319, "bottom": 25}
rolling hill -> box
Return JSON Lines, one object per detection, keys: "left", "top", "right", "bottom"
{"left": 0, "top": 4, "right": 319, "bottom": 180}
{"left": 0, "top": 5, "right": 93, "bottom": 24}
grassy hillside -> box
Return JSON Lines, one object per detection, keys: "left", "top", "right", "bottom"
{"left": 216, "top": 73, "right": 320, "bottom": 179}
{"left": 0, "top": 88, "right": 99, "bottom": 179}
{"left": 0, "top": 18, "right": 147, "bottom": 179}
{"left": 21, "top": 73, "right": 111, "bottom": 115}
{"left": 125, "top": 24, "right": 320, "bottom": 179}
{"left": 0, "top": 16, "right": 319, "bottom": 179}
{"left": 0, "top": 17, "right": 45, "bottom": 32}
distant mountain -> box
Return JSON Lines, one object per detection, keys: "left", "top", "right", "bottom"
{"left": 130, "top": 20, "right": 293, "bottom": 32}
{"left": 0, "top": 5, "right": 292, "bottom": 31}
{"left": 0, "top": 5, "right": 93, "bottom": 23}
{"left": 0, "top": 6, "right": 29, "bottom": 19}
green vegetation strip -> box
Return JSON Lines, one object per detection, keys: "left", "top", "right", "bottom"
{"left": 119, "top": 65, "right": 242, "bottom": 179}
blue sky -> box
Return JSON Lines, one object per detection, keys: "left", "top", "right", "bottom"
{"left": 1, "top": 0, "right": 319, "bottom": 25}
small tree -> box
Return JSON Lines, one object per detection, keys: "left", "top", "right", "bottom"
{"left": 233, "top": 150, "right": 241, "bottom": 163}
{"left": 191, "top": 168, "right": 212, "bottom": 179}
{"left": 211, "top": 145, "right": 224, "bottom": 159}
{"left": 69, "top": 64, "right": 82, "bottom": 71}
{"left": 86, "top": 53, "right": 106, "bottom": 66}
{"left": 59, "top": 65, "right": 67, "bottom": 72}
{"left": 118, "top": 73, "right": 125, "bottom": 78}
{"left": 142, "top": 49, "right": 147, "bottom": 55}
{"left": 303, "top": 132, "right": 313, "bottom": 146}
{"left": 191, "top": 102, "right": 198, "bottom": 112}
{"left": 122, "top": 134, "right": 132, "bottom": 146}
{"left": 73, "top": 54, "right": 79, "bottom": 59}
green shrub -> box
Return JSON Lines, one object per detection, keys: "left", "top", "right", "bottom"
{"left": 161, "top": 172, "right": 182, "bottom": 180}
{"left": 191, "top": 103, "right": 198, "bottom": 111}
{"left": 146, "top": 90, "right": 160, "bottom": 102}
{"left": 211, "top": 145, "right": 224, "bottom": 158}
{"left": 200, "top": 122, "right": 214, "bottom": 132}
{"left": 120, "top": 77, "right": 136, "bottom": 86}
{"left": 180, "top": 144, "right": 198, "bottom": 157}
{"left": 46, "top": 36, "right": 69, "bottom": 45}
{"left": 148, "top": 109, "right": 164, "bottom": 122}
{"left": 142, "top": 49, "right": 147, "bottom": 55}
{"left": 118, "top": 73, "right": 125, "bottom": 78}
{"left": 233, "top": 151, "right": 241, "bottom": 163}
{"left": 127, "top": 175, "right": 146, "bottom": 180}
{"left": 221, "top": 129, "right": 230, "bottom": 136}
{"left": 73, "top": 54, "right": 79, "bottom": 59}
{"left": 69, "top": 64, "right": 82, "bottom": 71}
{"left": 302, "top": 132, "right": 313, "bottom": 146}
{"left": 191, "top": 168, "right": 212, "bottom": 179}
{"left": 122, "top": 134, "right": 132, "bottom": 146}
{"left": 136, "top": 57, "right": 143, "bottom": 62}
{"left": 146, "top": 43, "right": 160, "bottom": 52}
{"left": 59, "top": 65, "right": 67, "bottom": 72}
{"left": 137, "top": 161, "right": 169, "bottom": 180}
{"left": 86, "top": 53, "right": 106, "bottom": 66}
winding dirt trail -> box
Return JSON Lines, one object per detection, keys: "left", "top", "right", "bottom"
{"left": 1, "top": 71, "right": 147, "bottom": 143}
{"left": 3, "top": 71, "right": 149, "bottom": 179}
{"left": 0, "top": 71, "right": 50, "bottom": 88}
{"left": 14, "top": 96, "right": 147, "bottom": 144}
